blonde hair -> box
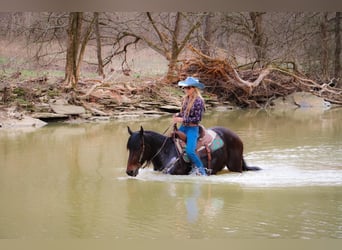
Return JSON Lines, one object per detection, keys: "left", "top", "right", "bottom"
{"left": 181, "top": 87, "right": 205, "bottom": 117}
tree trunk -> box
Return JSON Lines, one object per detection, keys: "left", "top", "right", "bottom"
{"left": 64, "top": 12, "right": 82, "bottom": 89}
{"left": 249, "top": 12, "right": 266, "bottom": 65}
{"left": 320, "top": 13, "right": 329, "bottom": 81}
{"left": 334, "top": 12, "right": 341, "bottom": 88}
{"left": 64, "top": 12, "right": 95, "bottom": 89}
{"left": 201, "top": 13, "right": 212, "bottom": 56}
{"left": 166, "top": 56, "right": 179, "bottom": 83}
{"left": 94, "top": 12, "right": 104, "bottom": 78}
{"left": 144, "top": 12, "right": 201, "bottom": 83}
{"left": 166, "top": 12, "right": 181, "bottom": 83}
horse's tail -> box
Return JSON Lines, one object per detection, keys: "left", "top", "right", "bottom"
{"left": 242, "top": 158, "right": 261, "bottom": 171}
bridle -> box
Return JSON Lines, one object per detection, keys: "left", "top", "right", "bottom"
{"left": 138, "top": 134, "right": 145, "bottom": 165}
{"left": 138, "top": 124, "right": 175, "bottom": 169}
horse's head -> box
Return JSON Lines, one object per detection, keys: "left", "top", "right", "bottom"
{"left": 126, "top": 126, "right": 146, "bottom": 177}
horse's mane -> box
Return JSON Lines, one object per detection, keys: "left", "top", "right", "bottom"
{"left": 127, "top": 129, "right": 170, "bottom": 150}
{"left": 143, "top": 130, "right": 169, "bottom": 144}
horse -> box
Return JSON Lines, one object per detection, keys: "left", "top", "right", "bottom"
{"left": 126, "top": 126, "right": 261, "bottom": 177}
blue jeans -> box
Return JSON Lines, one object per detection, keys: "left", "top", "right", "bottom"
{"left": 179, "top": 125, "right": 206, "bottom": 175}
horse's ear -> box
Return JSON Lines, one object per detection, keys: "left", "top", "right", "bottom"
{"left": 127, "top": 126, "right": 133, "bottom": 135}
{"left": 139, "top": 126, "right": 144, "bottom": 136}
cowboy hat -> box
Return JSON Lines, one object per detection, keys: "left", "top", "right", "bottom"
{"left": 178, "top": 77, "right": 205, "bottom": 89}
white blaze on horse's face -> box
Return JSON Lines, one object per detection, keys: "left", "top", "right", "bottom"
{"left": 126, "top": 126, "right": 145, "bottom": 177}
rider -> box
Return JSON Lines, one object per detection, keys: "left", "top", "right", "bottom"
{"left": 172, "top": 76, "right": 207, "bottom": 176}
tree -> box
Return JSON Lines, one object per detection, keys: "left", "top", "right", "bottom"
{"left": 249, "top": 12, "right": 267, "bottom": 64}
{"left": 94, "top": 12, "right": 104, "bottom": 78}
{"left": 334, "top": 12, "right": 341, "bottom": 87}
{"left": 64, "top": 12, "right": 96, "bottom": 89}
{"left": 215, "top": 12, "right": 268, "bottom": 66}
{"left": 199, "top": 12, "right": 213, "bottom": 56}
{"left": 320, "top": 12, "right": 329, "bottom": 81}
{"left": 105, "top": 12, "right": 203, "bottom": 82}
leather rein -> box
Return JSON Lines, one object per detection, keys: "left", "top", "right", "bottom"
{"left": 138, "top": 124, "right": 176, "bottom": 169}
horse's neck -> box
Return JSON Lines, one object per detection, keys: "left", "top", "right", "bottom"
{"left": 146, "top": 132, "right": 176, "bottom": 169}
{"left": 146, "top": 131, "right": 167, "bottom": 151}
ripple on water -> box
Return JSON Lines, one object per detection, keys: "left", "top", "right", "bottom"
{"left": 118, "top": 145, "right": 342, "bottom": 188}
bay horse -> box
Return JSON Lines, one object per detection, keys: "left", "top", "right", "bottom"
{"left": 126, "top": 125, "right": 261, "bottom": 177}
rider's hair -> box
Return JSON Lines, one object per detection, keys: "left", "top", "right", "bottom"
{"left": 181, "top": 87, "right": 205, "bottom": 118}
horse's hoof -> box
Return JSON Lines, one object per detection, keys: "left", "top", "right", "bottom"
{"left": 205, "top": 168, "right": 212, "bottom": 176}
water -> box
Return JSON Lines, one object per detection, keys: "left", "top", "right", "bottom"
{"left": 0, "top": 108, "right": 342, "bottom": 239}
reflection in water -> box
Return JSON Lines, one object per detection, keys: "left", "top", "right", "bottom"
{"left": 185, "top": 184, "right": 201, "bottom": 223}
{"left": 0, "top": 108, "right": 342, "bottom": 238}
{"left": 184, "top": 184, "right": 224, "bottom": 224}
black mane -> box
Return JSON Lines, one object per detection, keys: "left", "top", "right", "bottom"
{"left": 127, "top": 130, "right": 168, "bottom": 151}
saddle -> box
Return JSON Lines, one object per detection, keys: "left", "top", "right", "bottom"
{"left": 171, "top": 125, "right": 224, "bottom": 170}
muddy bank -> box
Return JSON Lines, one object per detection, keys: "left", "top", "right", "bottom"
{"left": 0, "top": 76, "right": 339, "bottom": 130}
{"left": 0, "top": 76, "right": 218, "bottom": 128}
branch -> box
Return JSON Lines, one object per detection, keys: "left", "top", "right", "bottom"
{"left": 232, "top": 68, "right": 271, "bottom": 93}
{"left": 79, "top": 83, "right": 101, "bottom": 100}
{"left": 146, "top": 12, "right": 168, "bottom": 53}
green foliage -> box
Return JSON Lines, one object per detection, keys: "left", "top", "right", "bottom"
{"left": 0, "top": 57, "right": 7, "bottom": 64}
{"left": 47, "top": 89, "right": 60, "bottom": 98}
{"left": 15, "top": 98, "right": 34, "bottom": 111}
{"left": 12, "top": 87, "right": 26, "bottom": 97}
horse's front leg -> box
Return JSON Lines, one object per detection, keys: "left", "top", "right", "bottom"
{"left": 161, "top": 157, "right": 179, "bottom": 174}
{"left": 163, "top": 157, "right": 190, "bottom": 175}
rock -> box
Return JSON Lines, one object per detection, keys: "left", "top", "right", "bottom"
{"left": 292, "top": 92, "right": 331, "bottom": 108}
{"left": 88, "top": 116, "right": 110, "bottom": 122}
{"left": 34, "top": 103, "right": 51, "bottom": 112}
{"left": 214, "top": 105, "right": 235, "bottom": 112}
{"left": 159, "top": 105, "right": 180, "bottom": 113}
{"left": 87, "top": 107, "right": 109, "bottom": 116}
{"left": 50, "top": 103, "right": 86, "bottom": 115}
{"left": 51, "top": 99, "right": 68, "bottom": 105}
{"left": 0, "top": 115, "right": 47, "bottom": 129}
{"left": 271, "top": 95, "right": 298, "bottom": 109}
{"left": 272, "top": 92, "right": 331, "bottom": 109}
{"left": 31, "top": 112, "right": 69, "bottom": 122}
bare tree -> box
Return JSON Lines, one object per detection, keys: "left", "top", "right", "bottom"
{"left": 94, "top": 12, "right": 104, "bottom": 78}
{"left": 320, "top": 12, "right": 329, "bottom": 81}
{"left": 334, "top": 12, "right": 341, "bottom": 87}
{"left": 103, "top": 12, "right": 203, "bottom": 82}
{"left": 64, "top": 12, "right": 96, "bottom": 89}
{"left": 3, "top": 12, "right": 341, "bottom": 89}
{"left": 200, "top": 12, "right": 213, "bottom": 56}
{"left": 144, "top": 12, "right": 201, "bottom": 82}
{"left": 215, "top": 12, "right": 268, "bottom": 66}
{"left": 249, "top": 12, "right": 267, "bottom": 64}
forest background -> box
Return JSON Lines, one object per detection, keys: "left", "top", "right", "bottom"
{"left": 0, "top": 12, "right": 341, "bottom": 119}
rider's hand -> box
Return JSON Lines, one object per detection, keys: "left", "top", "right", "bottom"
{"left": 173, "top": 114, "right": 183, "bottom": 123}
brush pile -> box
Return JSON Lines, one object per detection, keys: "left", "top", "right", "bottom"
{"left": 178, "top": 46, "right": 342, "bottom": 108}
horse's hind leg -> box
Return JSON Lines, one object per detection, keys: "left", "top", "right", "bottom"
{"left": 226, "top": 150, "right": 243, "bottom": 172}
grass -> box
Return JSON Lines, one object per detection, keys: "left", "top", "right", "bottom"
{"left": 0, "top": 38, "right": 171, "bottom": 87}
{"left": 0, "top": 57, "right": 8, "bottom": 64}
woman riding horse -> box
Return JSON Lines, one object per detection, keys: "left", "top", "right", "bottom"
{"left": 126, "top": 126, "right": 261, "bottom": 177}
{"left": 173, "top": 76, "right": 207, "bottom": 176}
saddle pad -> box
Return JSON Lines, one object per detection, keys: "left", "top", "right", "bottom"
{"left": 178, "top": 129, "right": 224, "bottom": 163}
{"left": 200, "top": 129, "right": 224, "bottom": 152}
{"left": 210, "top": 133, "right": 224, "bottom": 151}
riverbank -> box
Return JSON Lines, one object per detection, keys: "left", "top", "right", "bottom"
{"left": 0, "top": 74, "right": 340, "bottom": 130}
{"left": 0, "top": 75, "right": 219, "bottom": 129}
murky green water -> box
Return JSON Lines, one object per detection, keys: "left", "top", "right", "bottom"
{"left": 0, "top": 108, "right": 342, "bottom": 239}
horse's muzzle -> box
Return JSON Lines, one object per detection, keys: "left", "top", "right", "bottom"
{"left": 126, "top": 168, "right": 139, "bottom": 177}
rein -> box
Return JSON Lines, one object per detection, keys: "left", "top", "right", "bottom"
{"left": 140, "top": 124, "right": 174, "bottom": 169}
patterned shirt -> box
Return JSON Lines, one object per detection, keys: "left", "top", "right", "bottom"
{"left": 179, "top": 96, "right": 205, "bottom": 124}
